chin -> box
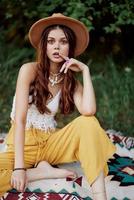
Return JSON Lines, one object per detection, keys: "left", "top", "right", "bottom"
{"left": 51, "top": 60, "right": 61, "bottom": 64}
{"left": 51, "top": 58, "right": 63, "bottom": 63}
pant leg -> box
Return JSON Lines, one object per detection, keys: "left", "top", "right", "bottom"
{"left": 0, "top": 150, "right": 14, "bottom": 197}
{"left": 0, "top": 123, "right": 42, "bottom": 197}
{"left": 40, "top": 115, "right": 116, "bottom": 185}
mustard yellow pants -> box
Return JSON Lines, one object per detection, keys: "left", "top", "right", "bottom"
{"left": 0, "top": 115, "right": 116, "bottom": 197}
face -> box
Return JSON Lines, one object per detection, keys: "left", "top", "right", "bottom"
{"left": 46, "top": 28, "right": 69, "bottom": 64}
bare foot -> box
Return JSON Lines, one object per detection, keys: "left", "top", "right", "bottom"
{"left": 36, "top": 161, "right": 77, "bottom": 179}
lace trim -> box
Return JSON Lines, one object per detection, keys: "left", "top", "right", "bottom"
{"left": 10, "top": 90, "right": 61, "bottom": 132}
{"left": 24, "top": 104, "right": 57, "bottom": 131}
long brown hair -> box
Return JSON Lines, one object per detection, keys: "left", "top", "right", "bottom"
{"left": 29, "top": 25, "right": 77, "bottom": 115}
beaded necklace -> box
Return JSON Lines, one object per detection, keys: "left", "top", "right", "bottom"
{"left": 49, "top": 71, "right": 64, "bottom": 86}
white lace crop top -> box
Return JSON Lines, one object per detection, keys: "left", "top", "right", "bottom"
{"left": 10, "top": 90, "right": 61, "bottom": 132}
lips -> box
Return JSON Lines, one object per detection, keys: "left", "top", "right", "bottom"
{"left": 52, "top": 52, "right": 61, "bottom": 58}
{"left": 53, "top": 52, "right": 59, "bottom": 55}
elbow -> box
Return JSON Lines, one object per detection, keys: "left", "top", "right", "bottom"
{"left": 80, "top": 107, "right": 96, "bottom": 116}
{"left": 82, "top": 111, "right": 96, "bottom": 116}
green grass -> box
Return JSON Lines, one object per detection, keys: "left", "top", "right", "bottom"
{"left": 57, "top": 56, "right": 134, "bottom": 137}
{"left": 0, "top": 47, "right": 133, "bottom": 137}
{"left": 92, "top": 57, "right": 134, "bottom": 137}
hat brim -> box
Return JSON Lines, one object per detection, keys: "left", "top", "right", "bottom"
{"left": 29, "top": 15, "right": 89, "bottom": 56}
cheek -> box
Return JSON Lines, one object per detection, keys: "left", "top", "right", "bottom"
{"left": 61, "top": 45, "right": 69, "bottom": 54}
{"left": 46, "top": 45, "right": 53, "bottom": 56}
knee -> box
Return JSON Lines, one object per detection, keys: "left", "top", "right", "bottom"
{"left": 73, "top": 115, "right": 101, "bottom": 134}
{"left": 74, "top": 115, "right": 100, "bottom": 126}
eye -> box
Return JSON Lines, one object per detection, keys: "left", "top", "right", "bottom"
{"left": 47, "top": 39, "right": 54, "bottom": 44}
{"left": 61, "top": 40, "right": 68, "bottom": 44}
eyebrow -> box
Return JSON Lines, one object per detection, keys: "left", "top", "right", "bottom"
{"left": 48, "top": 36, "right": 67, "bottom": 39}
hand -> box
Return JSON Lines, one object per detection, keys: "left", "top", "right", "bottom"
{"left": 11, "top": 170, "right": 27, "bottom": 192}
{"left": 59, "top": 53, "right": 88, "bottom": 73}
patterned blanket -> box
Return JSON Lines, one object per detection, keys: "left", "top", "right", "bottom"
{"left": 0, "top": 130, "right": 134, "bottom": 200}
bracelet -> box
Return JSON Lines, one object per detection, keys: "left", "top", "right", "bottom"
{"left": 13, "top": 168, "right": 27, "bottom": 171}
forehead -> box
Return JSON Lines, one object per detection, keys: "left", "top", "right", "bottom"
{"left": 48, "top": 28, "right": 66, "bottom": 38}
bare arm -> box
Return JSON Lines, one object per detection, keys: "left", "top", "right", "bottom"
{"left": 11, "top": 62, "right": 36, "bottom": 191}
{"left": 59, "top": 53, "right": 96, "bottom": 116}
{"left": 73, "top": 66, "right": 96, "bottom": 116}
{"left": 14, "top": 66, "right": 30, "bottom": 168}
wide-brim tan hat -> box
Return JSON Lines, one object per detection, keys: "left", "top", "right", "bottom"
{"left": 29, "top": 13, "right": 89, "bottom": 56}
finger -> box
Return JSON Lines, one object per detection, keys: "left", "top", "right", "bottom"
{"left": 13, "top": 179, "right": 17, "bottom": 190}
{"left": 20, "top": 180, "right": 25, "bottom": 192}
{"left": 63, "top": 60, "right": 73, "bottom": 73}
{"left": 11, "top": 172, "right": 15, "bottom": 186}
{"left": 64, "top": 65, "right": 69, "bottom": 73}
{"left": 60, "top": 62, "right": 67, "bottom": 72}
{"left": 24, "top": 179, "right": 28, "bottom": 191}
{"left": 16, "top": 180, "right": 21, "bottom": 192}
{"left": 18, "top": 181, "right": 25, "bottom": 192}
{"left": 11, "top": 177, "right": 13, "bottom": 187}
{"left": 59, "top": 52, "right": 69, "bottom": 61}
{"left": 60, "top": 58, "right": 71, "bottom": 72}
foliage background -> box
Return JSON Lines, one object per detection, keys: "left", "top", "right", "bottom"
{"left": 0, "top": 0, "right": 134, "bottom": 136}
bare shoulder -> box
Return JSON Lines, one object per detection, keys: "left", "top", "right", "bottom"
{"left": 18, "top": 62, "right": 37, "bottom": 83}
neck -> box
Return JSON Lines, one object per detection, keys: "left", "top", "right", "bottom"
{"left": 49, "top": 61, "right": 61, "bottom": 74}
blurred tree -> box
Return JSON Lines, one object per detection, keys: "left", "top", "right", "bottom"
{"left": 0, "top": 0, "right": 134, "bottom": 45}
{"left": 0, "top": 0, "right": 134, "bottom": 135}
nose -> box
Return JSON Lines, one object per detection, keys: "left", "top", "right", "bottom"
{"left": 54, "top": 41, "right": 60, "bottom": 50}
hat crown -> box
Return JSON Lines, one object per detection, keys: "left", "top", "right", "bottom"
{"left": 29, "top": 13, "right": 89, "bottom": 56}
{"left": 51, "top": 13, "right": 64, "bottom": 18}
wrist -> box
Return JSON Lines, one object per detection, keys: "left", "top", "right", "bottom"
{"left": 82, "top": 65, "right": 89, "bottom": 73}
{"left": 15, "top": 160, "right": 25, "bottom": 168}
{"left": 13, "top": 168, "right": 27, "bottom": 171}
{"left": 15, "top": 164, "right": 25, "bottom": 168}
{"left": 14, "top": 165, "right": 25, "bottom": 169}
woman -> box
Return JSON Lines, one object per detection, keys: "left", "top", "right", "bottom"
{"left": 0, "top": 13, "right": 116, "bottom": 200}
